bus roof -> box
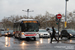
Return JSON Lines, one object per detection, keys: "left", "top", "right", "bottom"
{"left": 15, "top": 19, "right": 38, "bottom": 23}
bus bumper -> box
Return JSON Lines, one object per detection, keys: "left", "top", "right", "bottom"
{"left": 21, "top": 35, "right": 39, "bottom": 40}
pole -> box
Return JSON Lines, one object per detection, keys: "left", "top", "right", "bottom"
{"left": 58, "top": 19, "right": 59, "bottom": 41}
{"left": 22, "top": 9, "right": 34, "bottom": 19}
{"left": 65, "top": 0, "right": 69, "bottom": 28}
{"left": 65, "top": 0, "right": 67, "bottom": 22}
{"left": 27, "top": 9, "right": 29, "bottom": 19}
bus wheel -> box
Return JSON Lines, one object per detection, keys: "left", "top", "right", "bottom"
{"left": 14, "top": 34, "right": 17, "bottom": 38}
{"left": 34, "top": 37, "right": 36, "bottom": 41}
{"left": 26, "top": 37, "right": 30, "bottom": 41}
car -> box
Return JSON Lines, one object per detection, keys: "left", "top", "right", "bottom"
{"left": 60, "top": 29, "right": 75, "bottom": 39}
{"left": 38, "top": 29, "right": 50, "bottom": 38}
{"left": 8, "top": 30, "right": 13, "bottom": 36}
{"left": 4, "top": 31, "right": 8, "bottom": 36}
{"left": 0, "top": 31, "right": 5, "bottom": 36}
{"left": 0, "top": 28, "right": 5, "bottom": 31}
{"left": 0, "top": 31, "right": 8, "bottom": 36}
{"left": 0, "top": 28, "right": 5, "bottom": 36}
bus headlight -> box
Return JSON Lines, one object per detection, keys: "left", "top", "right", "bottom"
{"left": 22, "top": 32, "right": 24, "bottom": 35}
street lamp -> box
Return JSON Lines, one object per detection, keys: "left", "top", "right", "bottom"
{"left": 65, "top": 0, "right": 69, "bottom": 28}
{"left": 22, "top": 9, "right": 34, "bottom": 19}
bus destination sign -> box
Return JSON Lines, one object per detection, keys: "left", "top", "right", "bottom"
{"left": 23, "top": 21, "right": 37, "bottom": 23}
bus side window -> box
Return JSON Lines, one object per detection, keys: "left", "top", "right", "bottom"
{"left": 19, "top": 25, "right": 21, "bottom": 31}
{"left": 15, "top": 24, "right": 17, "bottom": 31}
{"left": 20, "top": 23, "right": 25, "bottom": 32}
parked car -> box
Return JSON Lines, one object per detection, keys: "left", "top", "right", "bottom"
{"left": 0, "top": 31, "right": 8, "bottom": 36}
{"left": 8, "top": 30, "right": 13, "bottom": 36}
{"left": 0, "top": 28, "right": 5, "bottom": 31}
{"left": 60, "top": 29, "right": 75, "bottom": 39}
{"left": 0, "top": 28, "right": 5, "bottom": 36}
{"left": 38, "top": 29, "right": 50, "bottom": 38}
{"left": 0, "top": 31, "right": 5, "bottom": 36}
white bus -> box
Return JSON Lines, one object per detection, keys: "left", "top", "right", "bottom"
{"left": 13, "top": 19, "right": 40, "bottom": 40}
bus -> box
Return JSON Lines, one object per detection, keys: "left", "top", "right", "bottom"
{"left": 13, "top": 19, "right": 40, "bottom": 40}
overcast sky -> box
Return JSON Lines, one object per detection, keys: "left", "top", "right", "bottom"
{"left": 0, "top": 0, "right": 75, "bottom": 20}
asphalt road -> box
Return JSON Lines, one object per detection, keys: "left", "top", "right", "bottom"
{"left": 0, "top": 36, "right": 75, "bottom": 50}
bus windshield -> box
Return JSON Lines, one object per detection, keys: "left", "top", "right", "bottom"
{"left": 21, "top": 23, "right": 39, "bottom": 32}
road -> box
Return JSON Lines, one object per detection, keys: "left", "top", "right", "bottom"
{"left": 0, "top": 36, "right": 75, "bottom": 50}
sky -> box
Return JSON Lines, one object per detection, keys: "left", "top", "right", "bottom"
{"left": 0, "top": 0, "right": 75, "bottom": 20}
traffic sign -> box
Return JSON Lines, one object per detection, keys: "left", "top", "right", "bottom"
{"left": 57, "top": 14, "right": 62, "bottom": 19}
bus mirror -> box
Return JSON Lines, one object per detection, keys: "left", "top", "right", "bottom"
{"left": 20, "top": 23, "right": 22, "bottom": 26}
{"left": 20, "top": 23, "right": 25, "bottom": 27}
{"left": 20, "top": 21, "right": 23, "bottom": 26}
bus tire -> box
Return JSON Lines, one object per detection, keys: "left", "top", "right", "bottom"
{"left": 14, "top": 34, "right": 17, "bottom": 38}
{"left": 34, "top": 37, "right": 36, "bottom": 41}
{"left": 26, "top": 37, "right": 30, "bottom": 41}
